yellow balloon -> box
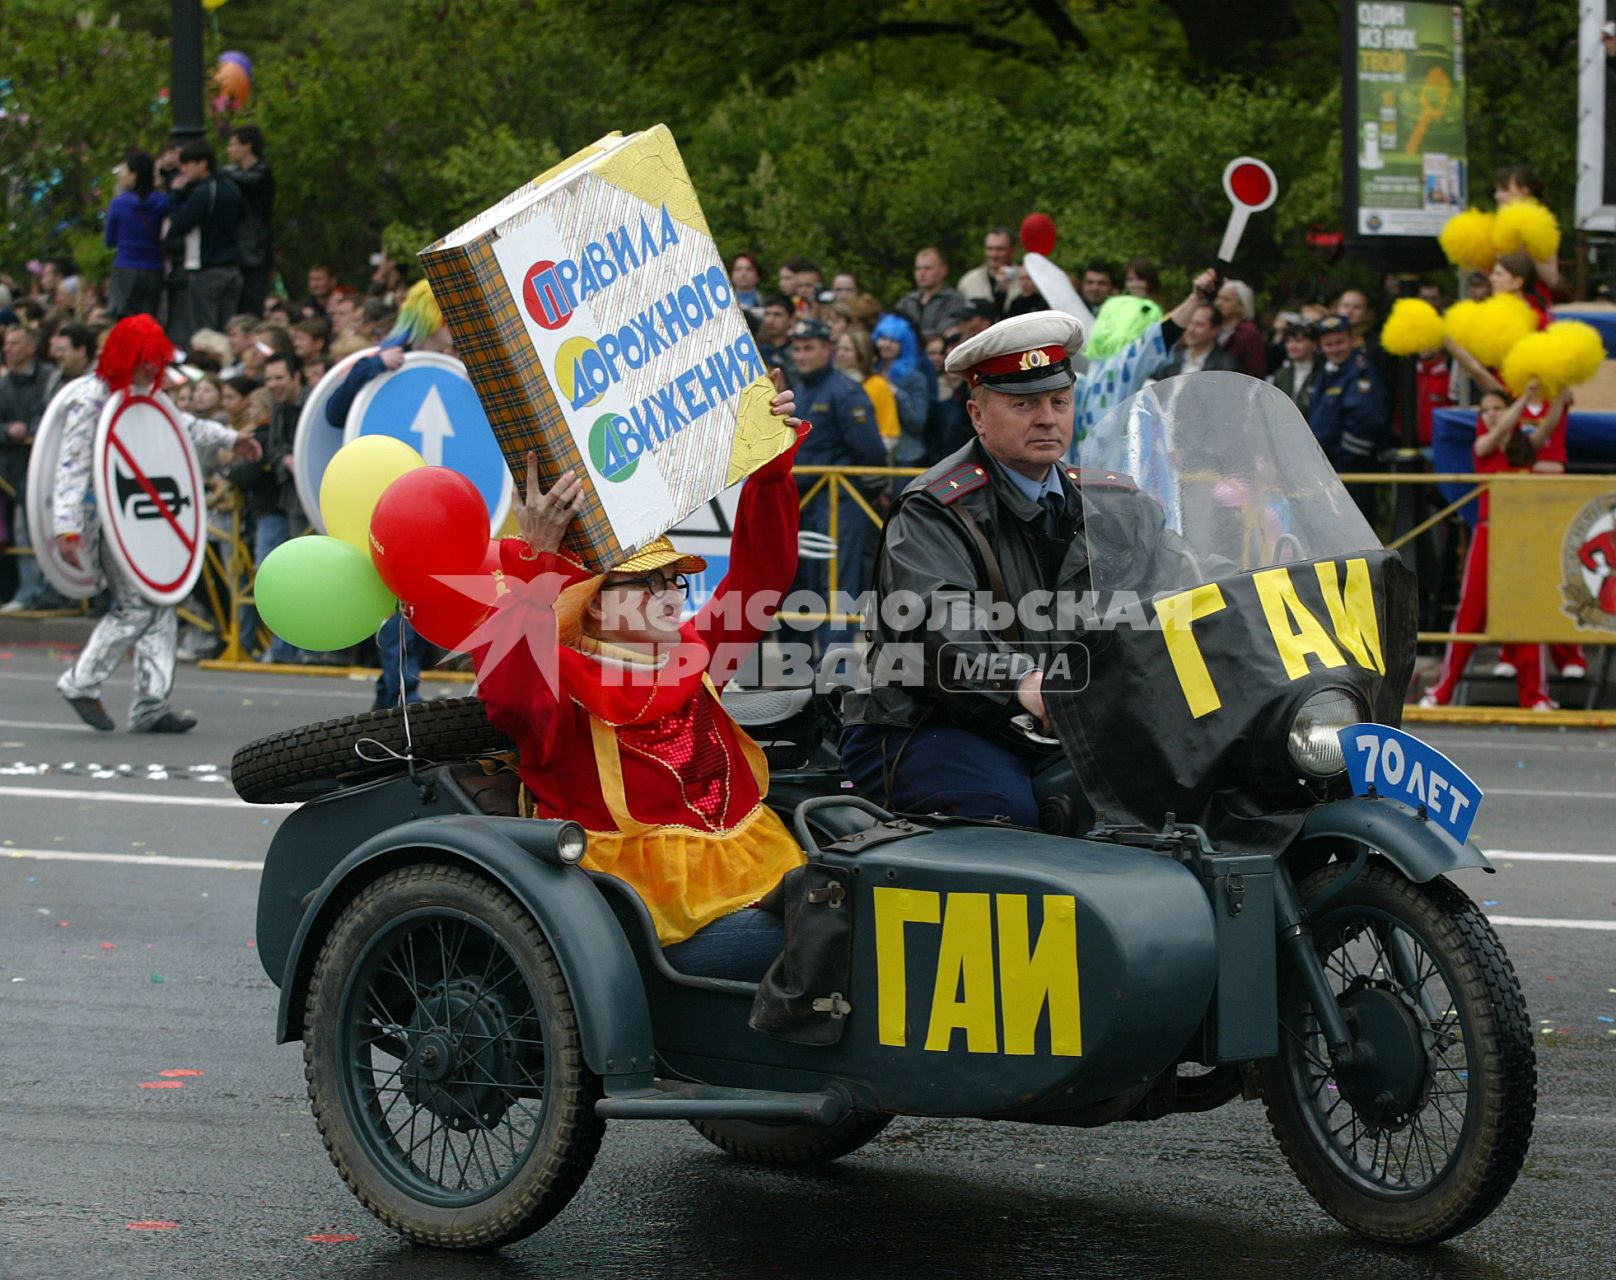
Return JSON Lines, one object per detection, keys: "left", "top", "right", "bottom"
{"left": 203, "top": 0, "right": 230, "bottom": 9}
{"left": 321, "top": 435, "right": 426, "bottom": 551}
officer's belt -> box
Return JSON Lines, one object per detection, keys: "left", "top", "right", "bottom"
{"left": 950, "top": 503, "right": 1024, "bottom": 648}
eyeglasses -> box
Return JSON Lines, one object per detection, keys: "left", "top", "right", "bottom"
{"left": 604, "top": 570, "right": 690, "bottom": 597}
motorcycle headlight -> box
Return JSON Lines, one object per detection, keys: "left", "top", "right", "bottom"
{"left": 555, "top": 822, "right": 588, "bottom": 865}
{"left": 1286, "top": 689, "right": 1363, "bottom": 777}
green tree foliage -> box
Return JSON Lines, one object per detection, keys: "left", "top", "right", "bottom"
{"left": 0, "top": 0, "right": 1579, "bottom": 300}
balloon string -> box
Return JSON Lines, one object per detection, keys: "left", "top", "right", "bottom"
{"left": 353, "top": 612, "right": 423, "bottom": 771}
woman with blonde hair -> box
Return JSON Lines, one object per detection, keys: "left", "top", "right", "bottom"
{"left": 833, "top": 327, "right": 901, "bottom": 455}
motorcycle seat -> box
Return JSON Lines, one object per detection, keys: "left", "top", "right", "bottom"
{"left": 719, "top": 685, "right": 815, "bottom": 726}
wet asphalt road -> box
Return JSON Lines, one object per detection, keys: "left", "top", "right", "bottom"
{"left": 0, "top": 649, "right": 1612, "bottom": 1279}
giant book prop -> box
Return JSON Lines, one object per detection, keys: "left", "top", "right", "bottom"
{"left": 420, "top": 125, "right": 793, "bottom": 569}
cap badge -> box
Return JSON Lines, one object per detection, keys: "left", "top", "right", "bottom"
{"left": 1018, "top": 349, "right": 1051, "bottom": 371}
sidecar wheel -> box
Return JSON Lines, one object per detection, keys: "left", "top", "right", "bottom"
{"left": 304, "top": 865, "right": 603, "bottom": 1249}
{"left": 1259, "top": 862, "right": 1535, "bottom": 1245}
{"left": 691, "top": 1112, "right": 892, "bottom": 1165}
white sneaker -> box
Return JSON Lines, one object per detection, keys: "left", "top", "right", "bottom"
{"left": 1561, "top": 663, "right": 1586, "bottom": 680}
{"left": 0, "top": 599, "right": 26, "bottom": 613}
{"left": 1530, "top": 698, "right": 1558, "bottom": 712}
{"left": 1492, "top": 661, "right": 1517, "bottom": 678}
{"left": 1417, "top": 691, "right": 1444, "bottom": 708}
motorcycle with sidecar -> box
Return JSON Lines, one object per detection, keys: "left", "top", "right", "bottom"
{"left": 239, "top": 374, "right": 1533, "bottom": 1251}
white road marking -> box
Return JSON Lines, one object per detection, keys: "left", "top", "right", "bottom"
{"left": 1485, "top": 851, "right": 1616, "bottom": 864}
{"left": 3, "top": 848, "right": 263, "bottom": 870}
{"left": 1487, "top": 915, "right": 1616, "bottom": 931}
{"left": 0, "top": 784, "right": 290, "bottom": 810}
{"left": 0, "top": 719, "right": 92, "bottom": 732}
{"left": 0, "top": 669, "right": 371, "bottom": 698}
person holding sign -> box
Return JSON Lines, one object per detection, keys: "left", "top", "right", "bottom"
{"left": 468, "top": 393, "right": 809, "bottom": 981}
{"left": 51, "top": 315, "right": 261, "bottom": 732}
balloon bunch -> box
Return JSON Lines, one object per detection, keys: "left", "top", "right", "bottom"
{"left": 255, "top": 437, "right": 505, "bottom": 654}
{"left": 213, "top": 51, "right": 252, "bottom": 111}
{"left": 1438, "top": 201, "right": 1560, "bottom": 273}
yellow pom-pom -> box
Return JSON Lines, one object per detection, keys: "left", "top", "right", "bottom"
{"left": 1381, "top": 298, "right": 1446, "bottom": 357}
{"left": 1464, "top": 293, "right": 1538, "bottom": 368}
{"left": 1545, "top": 320, "right": 1607, "bottom": 385}
{"left": 1443, "top": 299, "right": 1480, "bottom": 352}
{"left": 1492, "top": 199, "right": 1560, "bottom": 262}
{"left": 1439, "top": 208, "right": 1496, "bottom": 271}
{"left": 1499, "top": 321, "right": 1607, "bottom": 397}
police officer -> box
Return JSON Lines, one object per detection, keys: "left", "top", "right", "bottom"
{"left": 840, "top": 312, "right": 1203, "bottom": 826}
{"left": 788, "top": 316, "right": 885, "bottom": 651}
{"left": 1309, "top": 315, "right": 1391, "bottom": 514}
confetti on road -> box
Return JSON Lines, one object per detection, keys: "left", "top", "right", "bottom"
{"left": 158, "top": 1069, "right": 203, "bottom": 1078}
{"left": 150, "top": 974, "right": 164, "bottom": 984}
{"left": 1483, "top": 899, "right": 1501, "bottom": 908}
{"left": 99, "top": 942, "right": 115, "bottom": 950}
{"left": 304, "top": 1233, "right": 359, "bottom": 1244}
{"left": 126, "top": 1221, "right": 180, "bottom": 1231}
{"left": 138, "top": 1081, "right": 183, "bottom": 1090}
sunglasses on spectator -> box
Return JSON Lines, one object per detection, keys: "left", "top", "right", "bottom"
{"left": 603, "top": 571, "right": 690, "bottom": 597}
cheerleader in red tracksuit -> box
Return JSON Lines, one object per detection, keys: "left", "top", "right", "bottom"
{"left": 1421, "top": 384, "right": 1568, "bottom": 709}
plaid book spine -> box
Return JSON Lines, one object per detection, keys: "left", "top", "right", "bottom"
{"left": 420, "top": 238, "right": 625, "bottom": 569}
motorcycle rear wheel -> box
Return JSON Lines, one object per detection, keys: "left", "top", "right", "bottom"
{"left": 1259, "top": 861, "right": 1535, "bottom": 1245}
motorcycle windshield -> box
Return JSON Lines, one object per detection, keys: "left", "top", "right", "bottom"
{"left": 1047, "top": 373, "right": 1417, "bottom": 848}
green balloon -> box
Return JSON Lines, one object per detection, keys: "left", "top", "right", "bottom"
{"left": 255, "top": 535, "right": 398, "bottom": 651}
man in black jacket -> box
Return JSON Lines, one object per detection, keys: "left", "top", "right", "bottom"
{"left": 167, "top": 141, "right": 245, "bottom": 343}
{"left": 840, "top": 312, "right": 1203, "bottom": 825}
{"left": 223, "top": 125, "right": 274, "bottom": 316}
{"left": 230, "top": 350, "right": 306, "bottom": 662}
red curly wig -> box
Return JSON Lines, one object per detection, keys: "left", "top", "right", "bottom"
{"left": 96, "top": 315, "right": 174, "bottom": 393}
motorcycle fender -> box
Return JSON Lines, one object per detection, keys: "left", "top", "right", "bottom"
{"left": 275, "top": 815, "right": 656, "bottom": 1082}
{"left": 1298, "top": 796, "right": 1494, "bottom": 883}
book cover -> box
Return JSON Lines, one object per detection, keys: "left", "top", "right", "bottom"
{"left": 420, "top": 124, "right": 792, "bottom": 569}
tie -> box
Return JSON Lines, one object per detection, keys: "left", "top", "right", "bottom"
{"left": 1038, "top": 491, "right": 1064, "bottom": 542}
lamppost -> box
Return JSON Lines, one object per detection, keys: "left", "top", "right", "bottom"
{"left": 169, "top": 0, "right": 204, "bottom": 146}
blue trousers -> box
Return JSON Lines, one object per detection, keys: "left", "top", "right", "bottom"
{"left": 841, "top": 723, "right": 1045, "bottom": 828}
{"left": 662, "top": 907, "right": 785, "bottom": 982}
{"left": 374, "top": 613, "right": 422, "bottom": 709}
{"left": 244, "top": 513, "right": 300, "bottom": 662}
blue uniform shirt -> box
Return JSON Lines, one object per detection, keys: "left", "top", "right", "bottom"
{"left": 1308, "top": 349, "right": 1391, "bottom": 470}
{"left": 790, "top": 363, "right": 885, "bottom": 491}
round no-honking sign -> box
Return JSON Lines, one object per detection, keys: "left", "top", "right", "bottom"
{"left": 92, "top": 391, "right": 207, "bottom": 606}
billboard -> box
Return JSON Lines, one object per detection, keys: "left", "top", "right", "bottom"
{"left": 1342, "top": 2, "right": 1468, "bottom": 243}
{"left": 1576, "top": 1, "right": 1616, "bottom": 231}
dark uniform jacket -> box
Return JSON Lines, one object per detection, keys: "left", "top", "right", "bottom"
{"left": 841, "top": 439, "right": 1203, "bottom": 743}
{"left": 789, "top": 364, "right": 884, "bottom": 503}
{"left": 1308, "top": 350, "right": 1391, "bottom": 470}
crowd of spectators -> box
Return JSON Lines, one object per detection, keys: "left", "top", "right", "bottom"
{"left": 0, "top": 143, "right": 1591, "bottom": 696}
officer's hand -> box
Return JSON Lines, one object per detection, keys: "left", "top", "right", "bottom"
{"left": 56, "top": 534, "right": 82, "bottom": 569}
{"left": 1016, "top": 668, "right": 1049, "bottom": 728}
{"left": 233, "top": 433, "right": 263, "bottom": 462}
{"left": 517, "top": 451, "right": 582, "bottom": 555}
{"left": 379, "top": 346, "right": 406, "bottom": 372}
{"left": 1192, "top": 268, "right": 1218, "bottom": 298}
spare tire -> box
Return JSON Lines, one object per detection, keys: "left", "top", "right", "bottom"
{"left": 231, "top": 697, "right": 513, "bottom": 804}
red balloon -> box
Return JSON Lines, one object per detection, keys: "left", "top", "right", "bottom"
{"left": 213, "top": 61, "right": 251, "bottom": 109}
{"left": 369, "top": 467, "right": 491, "bottom": 603}
{"left": 1020, "top": 212, "right": 1057, "bottom": 257}
{"left": 402, "top": 539, "right": 503, "bottom": 651}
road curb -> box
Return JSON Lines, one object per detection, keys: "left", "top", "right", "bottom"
{"left": 0, "top": 613, "right": 96, "bottom": 647}
{"left": 1405, "top": 705, "right": 1616, "bottom": 728}
{"left": 198, "top": 658, "right": 475, "bottom": 683}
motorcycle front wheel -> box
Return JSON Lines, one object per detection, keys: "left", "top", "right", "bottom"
{"left": 1259, "top": 861, "right": 1535, "bottom": 1244}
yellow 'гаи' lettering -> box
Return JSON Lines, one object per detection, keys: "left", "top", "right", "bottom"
{"left": 997, "top": 894, "right": 1082, "bottom": 1056}
{"left": 1155, "top": 583, "right": 1227, "bottom": 718}
{"left": 1314, "top": 558, "right": 1384, "bottom": 675}
{"left": 873, "top": 889, "right": 1083, "bottom": 1056}
{"left": 1253, "top": 567, "right": 1347, "bottom": 680}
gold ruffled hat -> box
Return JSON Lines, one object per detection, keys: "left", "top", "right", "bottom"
{"left": 553, "top": 537, "right": 706, "bottom": 646}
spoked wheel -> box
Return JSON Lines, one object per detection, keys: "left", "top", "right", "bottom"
{"left": 691, "top": 1112, "right": 892, "bottom": 1165}
{"left": 1259, "top": 862, "right": 1535, "bottom": 1244}
{"left": 304, "top": 865, "right": 603, "bottom": 1249}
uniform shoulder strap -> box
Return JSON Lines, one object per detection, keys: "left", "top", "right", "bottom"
{"left": 1064, "top": 466, "right": 1137, "bottom": 491}
{"left": 924, "top": 460, "right": 991, "bottom": 505}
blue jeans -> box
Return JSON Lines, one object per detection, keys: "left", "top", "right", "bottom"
{"left": 841, "top": 723, "right": 1044, "bottom": 828}
{"left": 662, "top": 908, "right": 785, "bottom": 982}
{"left": 244, "top": 513, "right": 300, "bottom": 662}
{"left": 374, "top": 612, "right": 421, "bottom": 709}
